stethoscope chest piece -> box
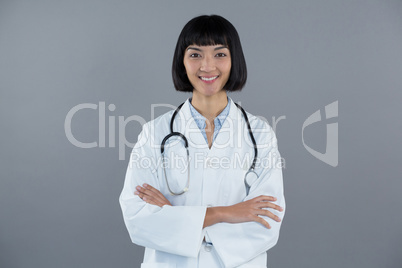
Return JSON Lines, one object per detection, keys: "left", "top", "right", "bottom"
{"left": 244, "top": 169, "right": 258, "bottom": 195}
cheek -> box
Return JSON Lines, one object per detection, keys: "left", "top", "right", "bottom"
{"left": 220, "top": 61, "right": 231, "bottom": 75}
{"left": 183, "top": 59, "right": 190, "bottom": 72}
{"left": 184, "top": 63, "right": 197, "bottom": 75}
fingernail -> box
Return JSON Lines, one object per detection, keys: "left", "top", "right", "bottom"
{"left": 143, "top": 183, "right": 148, "bottom": 187}
{"left": 136, "top": 186, "right": 141, "bottom": 190}
{"left": 143, "top": 197, "right": 147, "bottom": 201}
{"left": 134, "top": 191, "right": 139, "bottom": 195}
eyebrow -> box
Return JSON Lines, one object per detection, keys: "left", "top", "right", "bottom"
{"left": 186, "top": 46, "right": 228, "bottom": 51}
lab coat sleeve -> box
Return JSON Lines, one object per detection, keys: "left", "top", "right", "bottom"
{"left": 119, "top": 122, "right": 207, "bottom": 258}
{"left": 205, "top": 123, "right": 286, "bottom": 268}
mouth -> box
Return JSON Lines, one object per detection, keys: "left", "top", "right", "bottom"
{"left": 199, "top": 75, "right": 219, "bottom": 83}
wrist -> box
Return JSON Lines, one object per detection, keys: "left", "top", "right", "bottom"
{"left": 210, "top": 206, "right": 228, "bottom": 223}
{"left": 204, "top": 206, "right": 226, "bottom": 228}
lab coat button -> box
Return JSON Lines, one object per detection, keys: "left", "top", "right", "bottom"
{"left": 205, "top": 158, "right": 211, "bottom": 167}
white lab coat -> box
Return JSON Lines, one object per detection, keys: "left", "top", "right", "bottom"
{"left": 119, "top": 98, "right": 285, "bottom": 268}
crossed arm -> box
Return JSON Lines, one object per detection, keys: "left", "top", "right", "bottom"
{"left": 134, "top": 183, "right": 283, "bottom": 229}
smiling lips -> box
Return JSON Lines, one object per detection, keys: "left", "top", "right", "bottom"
{"left": 199, "top": 75, "right": 219, "bottom": 83}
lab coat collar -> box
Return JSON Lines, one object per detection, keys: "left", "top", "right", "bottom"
{"left": 188, "top": 97, "right": 231, "bottom": 131}
{"left": 174, "top": 97, "right": 241, "bottom": 154}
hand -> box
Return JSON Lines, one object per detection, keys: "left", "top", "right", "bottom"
{"left": 134, "top": 183, "right": 172, "bottom": 207}
{"left": 204, "top": 195, "right": 283, "bottom": 229}
{"left": 224, "top": 195, "right": 283, "bottom": 229}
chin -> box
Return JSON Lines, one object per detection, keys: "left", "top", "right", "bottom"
{"left": 198, "top": 86, "right": 225, "bottom": 97}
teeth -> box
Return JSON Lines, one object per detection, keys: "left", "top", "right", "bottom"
{"left": 200, "top": 76, "right": 218, "bottom": 81}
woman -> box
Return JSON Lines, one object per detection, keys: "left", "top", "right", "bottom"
{"left": 120, "top": 15, "right": 285, "bottom": 268}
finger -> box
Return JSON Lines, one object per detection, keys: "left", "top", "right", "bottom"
{"left": 143, "top": 189, "right": 168, "bottom": 205}
{"left": 143, "top": 184, "right": 166, "bottom": 200}
{"left": 136, "top": 185, "right": 159, "bottom": 197}
{"left": 141, "top": 184, "right": 164, "bottom": 203}
{"left": 256, "top": 195, "right": 277, "bottom": 202}
{"left": 256, "top": 201, "right": 284, "bottom": 212}
{"left": 134, "top": 191, "right": 150, "bottom": 201}
{"left": 135, "top": 188, "right": 162, "bottom": 205}
{"left": 143, "top": 195, "right": 163, "bottom": 207}
{"left": 136, "top": 185, "right": 147, "bottom": 194}
{"left": 137, "top": 185, "right": 159, "bottom": 200}
{"left": 134, "top": 192, "right": 154, "bottom": 204}
{"left": 134, "top": 191, "right": 144, "bottom": 199}
{"left": 136, "top": 185, "right": 171, "bottom": 206}
{"left": 143, "top": 184, "right": 172, "bottom": 206}
{"left": 254, "top": 208, "right": 281, "bottom": 222}
{"left": 253, "top": 215, "right": 271, "bottom": 229}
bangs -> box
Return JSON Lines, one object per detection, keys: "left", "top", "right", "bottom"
{"left": 182, "top": 17, "right": 229, "bottom": 47}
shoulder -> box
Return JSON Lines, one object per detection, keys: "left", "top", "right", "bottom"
{"left": 131, "top": 109, "right": 175, "bottom": 156}
{"left": 229, "top": 99, "right": 272, "bottom": 132}
{"left": 146, "top": 110, "right": 174, "bottom": 129}
{"left": 140, "top": 110, "right": 175, "bottom": 142}
{"left": 241, "top": 109, "right": 278, "bottom": 148}
{"left": 239, "top": 108, "right": 274, "bottom": 133}
{"left": 137, "top": 100, "right": 190, "bottom": 147}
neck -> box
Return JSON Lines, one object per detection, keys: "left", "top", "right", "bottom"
{"left": 191, "top": 90, "right": 228, "bottom": 121}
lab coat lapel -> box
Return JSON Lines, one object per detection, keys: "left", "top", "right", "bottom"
{"left": 210, "top": 98, "right": 241, "bottom": 157}
{"left": 175, "top": 98, "right": 209, "bottom": 151}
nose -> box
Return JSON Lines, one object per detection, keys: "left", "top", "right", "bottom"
{"left": 200, "top": 55, "right": 216, "bottom": 72}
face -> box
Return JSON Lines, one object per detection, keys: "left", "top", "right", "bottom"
{"left": 183, "top": 44, "right": 231, "bottom": 97}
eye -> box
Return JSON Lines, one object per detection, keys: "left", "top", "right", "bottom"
{"left": 215, "top": 53, "right": 227, "bottom": 57}
{"left": 189, "top": 53, "right": 201, "bottom": 58}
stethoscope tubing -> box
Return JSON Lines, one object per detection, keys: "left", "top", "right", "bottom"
{"left": 234, "top": 103, "right": 258, "bottom": 170}
{"left": 160, "top": 101, "right": 258, "bottom": 196}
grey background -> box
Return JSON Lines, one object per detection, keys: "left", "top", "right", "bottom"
{"left": 1, "top": 0, "right": 401, "bottom": 267}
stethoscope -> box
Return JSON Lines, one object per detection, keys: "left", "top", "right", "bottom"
{"left": 160, "top": 101, "right": 258, "bottom": 196}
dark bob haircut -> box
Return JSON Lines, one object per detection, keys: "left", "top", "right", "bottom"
{"left": 172, "top": 15, "right": 247, "bottom": 92}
